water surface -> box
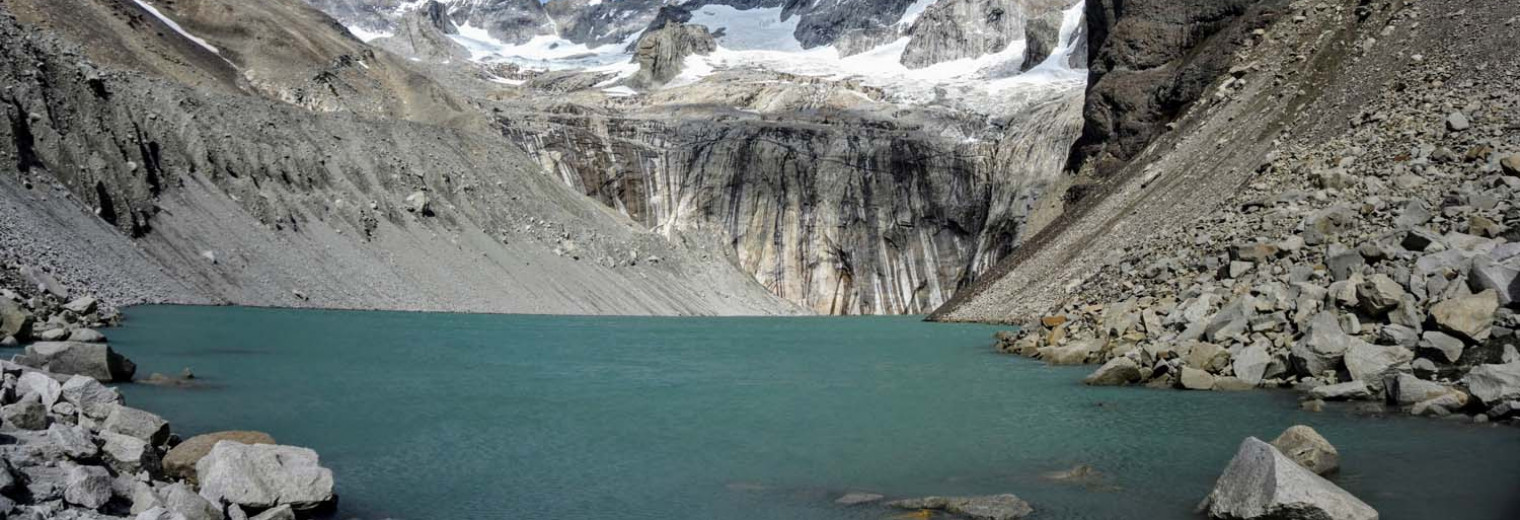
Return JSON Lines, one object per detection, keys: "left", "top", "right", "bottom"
{"left": 110, "top": 306, "right": 1520, "bottom": 519}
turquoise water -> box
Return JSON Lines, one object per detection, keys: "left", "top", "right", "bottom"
{"left": 106, "top": 306, "right": 1519, "bottom": 520}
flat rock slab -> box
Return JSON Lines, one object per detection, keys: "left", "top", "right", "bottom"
{"left": 887, "top": 494, "right": 1034, "bottom": 520}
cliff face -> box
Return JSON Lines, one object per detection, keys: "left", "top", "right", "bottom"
{"left": 501, "top": 80, "right": 1082, "bottom": 314}
{"left": 0, "top": 2, "right": 800, "bottom": 316}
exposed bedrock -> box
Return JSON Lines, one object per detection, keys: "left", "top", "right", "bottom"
{"left": 501, "top": 88, "right": 1082, "bottom": 315}
{"left": 371, "top": 0, "right": 470, "bottom": 63}
{"left": 901, "top": 0, "right": 1074, "bottom": 69}
{"left": 626, "top": 22, "right": 717, "bottom": 89}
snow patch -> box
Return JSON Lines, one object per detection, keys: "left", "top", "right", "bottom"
{"left": 131, "top": 0, "right": 221, "bottom": 55}
{"left": 601, "top": 85, "right": 638, "bottom": 97}
{"left": 685, "top": 5, "right": 804, "bottom": 52}
{"left": 449, "top": 22, "right": 640, "bottom": 70}
{"left": 347, "top": 25, "right": 395, "bottom": 43}
{"left": 897, "top": 0, "right": 940, "bottom": 27}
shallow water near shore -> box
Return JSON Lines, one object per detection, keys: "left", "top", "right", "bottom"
{"left": 111, "top": 306, "right": 1520, "bottom": 520}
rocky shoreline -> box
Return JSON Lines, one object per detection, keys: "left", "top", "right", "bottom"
{"left": 1, "top": 287, "right": 335, "bottom": 520}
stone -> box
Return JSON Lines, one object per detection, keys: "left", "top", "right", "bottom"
{"left": 1185, "top": 342, "right": 1232, "bottom": 372}
{"left": 1401, "top": 227, "right": 1441, "bottom": 250}
{"left": 137, "top": 507, "right": 191, "bottom": 520}
{"left": 1502, "top": 155, "right": 1520, "bottom": 177}
{"left": 1232, "top": 344, "right": 1274, "bottom": 386}
{"left": 886, "top": 494, "right": 1033, "bottom": 520}
{"left": 1357, "top": 274, "right": 1404, "bottom": 315}
{"left": 22, "top": 341, "right": 136, "bottom": 382}
{"left": 1231, "top": 243, "right": 1280, "bottom": 263}
{"left": 1083, "top": 357, "right": 1141, "bottom": 386}
{"left": 101, "top": 431, "right": 162, "bottom": 474}
{"left": 64, "top": 464, "right": 112, "bottom": 510}
{"left": 1417, "top": 331, "right": 1465, "bottom": 364}
{"left": 47, "top": 423, "right": 100, "bottom": 459}
{"left": 834, "top": 492, "right": 884, "bottom": 505}
{"left": 1310, "top": 381, "right": 1372, "bottom": 401}
{"left": 404, "top": 191, "right": 433, "bottom": 216}
{"left": 1038, "top": 339, "right": 1099, "bottom": 365}
{"left": 196, "top": 442, "right": 335, "bottom": 511}
{"left": 1411, "top": 391, "right": 1468, "bottom": 416}
{"left": 249, "top": 505, "right": 296, "bottom": 520}
{"left": 38, "top": 328, "right": 69, "bottom": 341}
{"left": 1446, "top": 111, "right": 1470, "bottom": 131}
{"left": 62, "top": 296, "right": 98, "bottom": 315}
{"left": 1206, "top": 296, "right": 1255, "bottom": 342}
{"left": 1430, "top": 290, "right": 1499, "bottom": 342}
{"left": 1463, "top": 362, "right": 1520, "bottom": 404}
{"left": 1203, "top": 437, "right": 1377, "bottom": 520}
{"left": 1180, "top": 367, "right": 1216, "bottom": 390}
{"left": 1269, "top": 425, "right": 1339, "bottom": 475}
{"left": 1469, "top": 215, "right": 1504, "bottom": 238}
{"left": 161, "top": 482, "right": 224, "bottom": 520}
{"left": 1344, "top": 343, "right": 1413, "bottom": 391}
{"left": 2, "top": 397, "right": 48, "bottom": 430}
{"left": 1292, "top": 312, "right": 1357, "bottom": 376}
{"left": 1469, "top": 256, "right": 1520, "bottom": 306}
{"left": 1325, "top": 243, "right": 1364, "bottom": 281}
{"left": 60, "top": 375, "right": 122, "bottom": 413}
{"left": 1213, "top": 377, "right": 1256, "bottom": 391}
{"left": 164, "top": 431, "right": 276, "bottom": 483}
{"left": 68, "top": 329, "right": 107, "bottom": 343}
{"left": 17, "top": 371, "right": 63, "bottom": 407}
{"left": 103, "top": 405, "right": 171, "bottom": 445}
{"left": 0, "top": 300, "right": 32, "bottom": 339}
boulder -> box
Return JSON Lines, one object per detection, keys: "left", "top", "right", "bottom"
{"left": 17, "top": 371, "right": 62, "bottom": 407}
{"left": 1232, "top": 345, "right": 1273, "bottom": 386}
{"left": 1463, "top": 362, "right": 1520, "bottom": 404}
{"left": 1185, "top": 342, "right": 1232, "bottom": 372}
{"left": 834, "top": 492, "right": 884, "bottom": 505}
{"left": 137, "top": 507, "right": 191, "bottom": 520}
{"left": 101, "top": 431, "right": 162, "bottom": 474}
{"left": 1343, "top": 343, "right": 1413, "bottom": 391}
{"left": 2, "top": 396, "right": 48, "bottom": 430}
{"left": 1269, "top": 426, "right": 1339, "bottom": 475}
{"left": 22, "top": 341, "right": 136, "bottom": 382}
{"left": 161, "top": 482, "right": 224, "bottom": 520}
{"left": 1231, "top": 243, "right": 1280, "bottom": 263}
{"left": 1038, "top": 339, "right": 1099, "bottom": 365}
{"left": 886, "top": 494, "right": 1033, "bottom": 520}
{"left": 1180, "top": 367, "right": 1216, "bottom": 390}
{"left": 60, "top": 375, "right": 123, "bottom": 414}
{"left": 1203, "top": 437, "right": 1376, "bottom": 520}
{"left": 0, "top": 300, "right": 32, "bottom": 339}
{"left": 63, "top": 296, "right": 98, "bottom": 315}
{"left": 1205, "top": 297, "right": 1255, "bottom": 342}
{"left": 1417, "top": 331, "right": 1465, "bottom": 364}
{"left": 1430, "top": 290, "right": 1499, "bottom": 342}
{"left": 1469, "top": 256, "right": 1520, "bottom": 306}
{"left": 1390, "top": 373, "right": 1455, "bottom": 406}
{"left": 47, "top": 423, "right": 100, "bottom": 459}
{"left": 1325, "top": 244, "right": 1364, "bottom": 281}
{"left": 1446, "top": 111, "right": 1470, "bottom": 131}
{"left": 404, "top": 191, "right": 433, "bottom": 216}
{"left": 1309, "top": 381, "right": 1372, "bottom": 401}
{"left": 103, "top": 405, "right": 171, "bottom": 445}
{"left": 63, "top": 464, "right": 112, "bottom": 509}
{"left": 195, "top": 442, "right": 335, "bottom": 511}
{"left": 69, "top": 329, "right": 107, "bottom": 343}
{"left": 164, "top": 431, "right": 276, "bottom": 483}
{"left": 1501, "top": 155, "right": 1520, "bottom": 177}
{"left": 1083, "top": 357, "right": 1141, "bottom": 386}
{"left": 1292, "top": 312, "right": 1357, "bottom": 376}
{"left": 1357, "top": 274, "right": 1404, "bottom": 315}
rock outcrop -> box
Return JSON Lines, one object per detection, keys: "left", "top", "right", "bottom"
{"left": 902, "top": 0, "right": 1073, "bottom": 69}
{"left": 371, "top": 0, "right": 471, "bottom": 62}
{"left": 626, "top": 22, "right": 717, "bottom": 89}
{"left": 196, "top": 442, "right": 336, "bottom": 512}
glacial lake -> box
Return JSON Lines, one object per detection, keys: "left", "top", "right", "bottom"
{"left": 109, "top": 306, "right": 1520, "bottom": 520}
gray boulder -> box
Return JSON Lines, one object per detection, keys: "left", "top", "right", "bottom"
{"left": 1309, "top": 381, "right": 1372, "bottom": 401}
{"left": 1232, "top": 344, "right": 1274, "bottom": 386}
{"left": 1292, "top": 312, "right": 1358, "bottom": 376}
{"left": 887, "top": 494, "right": 1033, "bottom": 520}
{"left": 1463, "top": 362, "right": 1520, "bottom": 404}
{"left": 1180, "top": 367, "right": 1216, "bottom": 390}
{"left": 162, "top": 482, "right": 224, "bottom": 520}
{"left": 0, "top": 300, "right": 32, "bottom": 339}
{"left": 195, "top": 442, "right": 335, "bottom": 511}
{"left": 101, "top": 431, "right": 162, "bottom": 474}
{"left": 1417, "top": 331, "right": 1466, "bottom": 364}
{"left": 834, "top": 492, "right": 884, "bottom": 505}
{"left": 249, "top": 505, "right": 295, "bottom": 520}
{"left": 47, "top": 423, "right": 100, "bottom": 459}
{"left": 1391, "top": 373, "right": 1457, "bottom": 406}
{"left": 2, "top": 396, "right": 48, "bottom": 430}
{"left": 60, "top": 375, "right": 123, "bottom": 415}
{"left": 1269, "top": 425, "right": 1339, "bottom": 475}
{"left": 62, "top": 296, "right": 98, "bottom": 315}
{"left": 69, "top": 329, "right": 107, "bottom": 343}
{"left": 63, "top": 464, "right": 112, "bottom": 510}
{"left": 17, "top": 371, "right": 63, "bottom": 407}
{"left": 1203, "top": 437, "right": 1376, "bottom": 520}
{"left": 1083, "top": 357, "right": 1141, "bottom": 386}
{"left": 22, "top": 341, "right": 136, "bottom": 382}
{"left": 1469, "top": 256, "right": 1520, "bottom": 306}
{"left": 103, "top": 405, "right": 171, "bottom": 445}
{"left": 1430, "top": 290, "right": 1498, "bottom": 342}
{"left": 1343, "top": 343, "right": 1413, "bottom": 391}
{"left": 164, "top": 431, "right": 277, "bottom": 483}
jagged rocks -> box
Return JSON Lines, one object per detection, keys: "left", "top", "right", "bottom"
{"left": 63, "top": 464, "right": 112, "bottom": 509}
{"left": 1269, "top": 425, "right": 1339, "bottom": 475}
{"left": 195, "top": 442, "right": 336, "bottom": 512}
{"left": 101, "top": 431, "right": 162, "bottom": 474}
{"left": 1343, "top": 343, "right": 1412, "bottom": 391}
{"left": 1082, "top": 356, "right": 1141, "bottom": 386}
{"left": 1203, "top": 437, "right": 1376, "bottom": 520}
{"left": 102, "top": 405, "right": 170, "bottom": 445}
{"left": 164, "top": 431, "right": 277, "bottom": 483}
{"left": 886, "top": 494, "right": 1034, "bottom": 520}
{"left": 20, "top": 341, "right": 136, "bottom": 382}
{"left": 1292, "top": 312, "right": 1357, "bottom": 377}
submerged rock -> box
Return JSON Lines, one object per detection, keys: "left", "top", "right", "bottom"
{"left": 1203, "top": 437, "right": 1376, "bottom": 520}
{"left": 833, "top": 492, "right": 883, "bottom": 505}
{"left": 887, "top": 494, "right": 1033, "bottom": 520}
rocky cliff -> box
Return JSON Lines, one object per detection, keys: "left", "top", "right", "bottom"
{"left": 0, "top": 1, "right": 800, "bottom": 316}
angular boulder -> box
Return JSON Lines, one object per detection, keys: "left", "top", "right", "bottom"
{"left": 164, "top": 431, "right": 277, "bottom": 483}
{"left": 1083, "top": 357, "right": 1141, "bottom": 386}
{"left": 250, "top": 505, "right": 296, "bottom": 520}
{"left": 101, "top": 431, "right": 162, "bottom": 474}
{"left": 1038, "top": 339, "right": 1099, "bottom": 365}
{"left": 60, "top": 374, "right": 123, "bottom": 414}
{"left": 22, "top": 341, "right": 136, "bottom": 382}
{"left": 103, "top": 405, "right": 171, "bottom": 445}
{"left": 1292, "top": 312, "right": 1357, "bottom": 377}
{"left": 1343, "top": 343, "right": 1413, "bottom": 391}
{"left": 2, "top": 397, "right": 48, "bottom": 430}
{"left": 161, "top": 482, "right": 224, "bottom": 520}
{"left": 195, "top": 442, "right": 335, "bottom": 511}
{"left": 1309, "top": 381, "right": 1372, "bottom": 401}
{"left": 1391, "top": 373, "right": 1458, "bottom": 406}
{"left": 1430, "top": 290, "right": 1498, "bottom": 342}
{"left": 17, "top": 371, "right": 63, "bottom": 407}
{"left": 1203, "top": 437, "right": 1376, "bottom": 520}
{"left": 0, "top": 300, "right": 32, "bottom": 339}
{"left": 63, "top": 464, "right": 112, "bottom": 509}
{"left": 1269, "top": 425, "right": 1339, "bottom": 475}
{"left": 1463, "top": 362, "right": 1520, "bottom": 404}
{"left": 886, "top": 494, "right": 1033, "bottom": 520}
